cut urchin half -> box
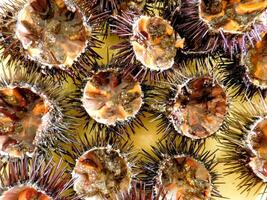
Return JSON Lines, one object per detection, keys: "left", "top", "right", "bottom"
{"left": 172, "top": 0, "right": 267, "bottom": 55}
{"left": 149, "top": 58, "right": 230, "bottom": 142}
{"left": 61, "top": 133, "right": 138, "bottom": 200}
{"left": 0, "top": 155, "right": 79, "bottom": 200}
{"left": 111, "top": 12, "right": 185, "bottom": 82}
{"left": 141, "top": 140, "right": 222, "bottom": 200}
{"left": 70, "top": 61, "right": 150, "bottom": 136}
{"left": 0, "top": 63, "right": 73, "bottom": 158}
{"left": 218, "top": 31, "right": 267, "bottom": 99}
{"left": 0, "top": 0, "right": 103, "bottom": 80}
{"left": 219, "top": 96, "right": 267, "bottom": 195}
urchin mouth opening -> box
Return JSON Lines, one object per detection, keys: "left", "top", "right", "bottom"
{"left": 156, "top": 156, "right": 212, "bottom": 199}
{"left": 243, "top": 32, "right": 267, "bottom": 89}
{"left": 199, "top": 0, "right": 267, "bottom": 34}
{"left": 0, "top": 86, "right": 52, "bottom": 158}
{"left": 72, "top": 147, "right": 132, "bottom": 199}
{"left": 15, "top": 0, "right": 91, "bottom": 68}
{"left": 167, "top": 76, "right": 228, "bottom": 139}
{"left": 246, "top": 117, "right": 267, "bottom": 182}
{"left": 130, "top": 15, "right": 182, "bottom": 72}
{"left": 1, "top": 185, "right": 51, "bottom": 200}
{"left": 81, "top": 69, "right": 143, "bottom": 126}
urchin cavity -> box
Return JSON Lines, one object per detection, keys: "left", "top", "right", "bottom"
{"left": 72, "top": 147, "right": 131, "bottom": 199}
{"left": 15, "top": 0, "right": 91, "bottom": 68}
{"left": 0, "top": 87, "right": 51, "bottom": 158}
{"left": 247, "top": 117, "right": 267, "bottom": 182}
{"left": 82, "top": 70, "right": 143, "bottom": 126}
{"left": 169, "top": 77, "right": 227, "bottom": 139}
{"left": 243, "top": 32, "right": 267, "bottom": 88}
{"left": 156, "top": 156, "right": 212, "bottom": 200}
{"left": 131, "top": 16, "right": 182, "bottom": 71}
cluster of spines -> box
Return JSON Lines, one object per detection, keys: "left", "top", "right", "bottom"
{"left": 140, "top": 139, "right": 223, "bottom": 199}
{"left": 0, "top": 155, "right": 79, "bottom": 200}
{"left": 218, "top": 96, "right": 267, "bottom": 195}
